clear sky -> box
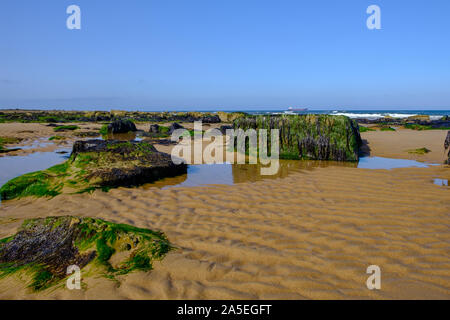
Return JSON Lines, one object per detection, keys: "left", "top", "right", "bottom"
{"left": 1, "top": 0, "right": 449, "bottom": 111}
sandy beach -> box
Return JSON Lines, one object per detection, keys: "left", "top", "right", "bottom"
{"left": 0, "top": 124, "right": 449, "bottom": 299}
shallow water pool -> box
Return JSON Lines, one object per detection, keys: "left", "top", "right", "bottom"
{"left": 433, "top": 178, "right": 448, "bottom": 187}
{"left": 357, "top": 156, "right": 438, "bottom": 170}
{"left": 0, "top": 149, "right": 71, "bottom": 189}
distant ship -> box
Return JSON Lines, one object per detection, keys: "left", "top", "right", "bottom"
{"left": 287, "top": 107, "right": 308, "bottom": 111}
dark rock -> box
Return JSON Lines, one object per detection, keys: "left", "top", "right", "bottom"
{"left": 0, "top": 140, "right": 187, "bottom": 201}
{"left": 219, "top": 125, "right": 233, "bottom": 134}
{"left": 0, "top": 216, "right": 172, "bottom": 291}
{"left": 201, "top": 115, "right": 221, "bottom": 123}
{"left": 168, "top": 122, "right": 184, "bottom": 134}
{"left": 73, "top": 131, "right": 101, "bottom": 138}
{"left": 0, "top": 110, "right": 231, "bottom": 123}
{"left": 107, "top": 119, "right": 137, "bottom": 134}
{"left": 234, "top": 114, "right": 361, "bottom": 161}
{"left": 142, "top": 138, "right": 177, "bottom": 146}
{"left": 445, "top": 131, "right": 450, "bottom": 164}
{"left": 149, "top": 124, "right": 160, "bottom": 133}
{"left": 0, "top": 148, "right": 21, "bottom": 154}
{"left": 70, "top": 139, "right": 187, "bottom": 187}
{"left": 0, "top": 216, "right": 95, "bottom": 278}
{"left": 445, "top": 131, "right": 450, "bottom": 150}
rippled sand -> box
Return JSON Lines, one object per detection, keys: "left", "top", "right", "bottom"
{"left": 0, "top": 126, "right": 449, "bottom": 299}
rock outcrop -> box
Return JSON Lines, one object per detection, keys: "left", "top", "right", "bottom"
{"left": 168, "top": 122, "right": 184, "bottom": 134}
{"left": 233, "top": 114, "right": 362, "bottom": 161}
{"left": 0, "top": 139, "right": 187, "bottom": 200}
{"left": 0, "top": 110, "right": 229, "bottom": 123}
{"left": 217, "top": 111, "right": 247, "bottom": 123}
{"left": 0, "top": 216, "right": 171, "bottom": 291}
{"left": 445, "top": 131, "right": 450, "bottom": 164}
{"left": 69, "top": 140, "right": 188, "bottom": 187}
{"left": 107, "top": 119, "right": 137, "bottom": 134}
{"left": 149, "top": 124, "right": 160, "bottom": 133}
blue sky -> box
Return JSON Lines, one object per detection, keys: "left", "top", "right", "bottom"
{"left": 1, "top": 0, "right": 449, "bottom": 111}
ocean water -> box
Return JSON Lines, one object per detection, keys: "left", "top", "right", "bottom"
{"left": 243, "top": 109, "right": 450, "bottom": 120}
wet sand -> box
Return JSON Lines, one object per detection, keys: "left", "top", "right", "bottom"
{"left": 0, "top": 125, "right": 449, "bottom": 299}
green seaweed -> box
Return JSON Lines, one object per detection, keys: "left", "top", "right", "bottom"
{"left": 407, "top": 147, "right": 431, "bottom": 155}
{"left": 0, "top": 140, "right": 181, "bottom": 201}
{"left": 404, "top": 123, "right": 450, "bottom": 131}
{"left": 0, "top": 136, "right": 22, "bottom": 152}
{"left": 0, "top": 170, "right": 62, "bottom": 200}
{"left": 49, "top": 135, "right": 65, "bottom": 141}
{"left": 233, "top": 114, "right": 361, "bottom": 161}
{"left": 0, "top": 216, "right": 173, "bottom": 292}
{"left": 30, "top": 267, "right": 55, "bottom": 291}
{"left": 99, "top": 124, "right": 109, "bottom": 136}
{"left": 359, "top": 126, "right": 376, "bottom": 132}
{"left": 53, "top": 125, "right": 79, "bottom": 132}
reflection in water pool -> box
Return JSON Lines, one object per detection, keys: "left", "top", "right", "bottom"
{"left": 143, "top": 160, "right": 356, "bottom": 189}
{"left": 16, "top": 138, "right": 53, "bottom": 150}
{"left": 0, "top": 145, "right": 444, "bottom": 199}
{"left": 145, "top": 157, "right": 441, "bottom": 188}
{"left": 103, "top": 132, "right": 143, "bottom": 141}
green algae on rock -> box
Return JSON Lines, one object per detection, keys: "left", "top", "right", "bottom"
{"left": 0, "top": 136, "right": 23, "bottom": 153}
{"left": 0, "top": 109, "right": 226, "bottom": 124}
{"left": 233, "top": 114, "right": 362, "bottom": 161}
{"left": 53, "top": 125, "right": 80, "bottom": 132}
{"left": 407, "top": 147, "right": 431, "bottom": 155}
{"left": 0, "top": 216, "right": 172, "bottom": 291}
{"left": 0, "top": 139, "right": 187, "bottom": 201}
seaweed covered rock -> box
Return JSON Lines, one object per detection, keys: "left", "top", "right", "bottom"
{"left": 219, "top": 125, "right": 233, "bottom": 134}
{"left": 149, "top": 124, "right": 160, "bottom": 133}
{"left": 233, "top": 114, "right": 362, "bottom": 161}
{"left": 107, "top": 119, "right": 137, "bottom": 134}
{"left": 0, "top": 216, "right": 171, "bottom": 291}
{"left": 146, "top": 123, "right": 183, "bottom": 137}
{"left": 0, "top": 139, "right": 187, "bottom": 200}
{"left": 168, "top": 122, "right": 184, "bottom": 134}
{"left": 0, "top": 109, "right": 224, "bottom": 123}
{"left": 445, "top": 131, "right": 450, "bottom": 164}
{"left": 0, "top": 136, "right": 22, "bottom": 154}
{"left": 217, "top": 111, "right": 247, "bottom": 123}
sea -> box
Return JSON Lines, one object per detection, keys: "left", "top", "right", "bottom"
{"left": 243, "top": 110, "right": 450, "bottom": 120}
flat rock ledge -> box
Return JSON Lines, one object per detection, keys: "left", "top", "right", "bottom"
{"left": 0, "top": 216, "right": 171, "bottom": 292}
{"left": 0, "top": 139, "right": 187, "bottom": 201}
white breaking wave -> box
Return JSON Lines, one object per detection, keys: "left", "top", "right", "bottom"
{"left": 329, "top": 112, "right": 419, "bottom": 119}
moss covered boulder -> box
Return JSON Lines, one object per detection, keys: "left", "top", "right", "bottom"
{"left": 0, "top": 139, "right": 187, "bottom": 200}
{"left": 233, "top": 114, "right": 362, "bottom": 161}
{"left": 0, "top": 216, "right": 172, "bottom": 291}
